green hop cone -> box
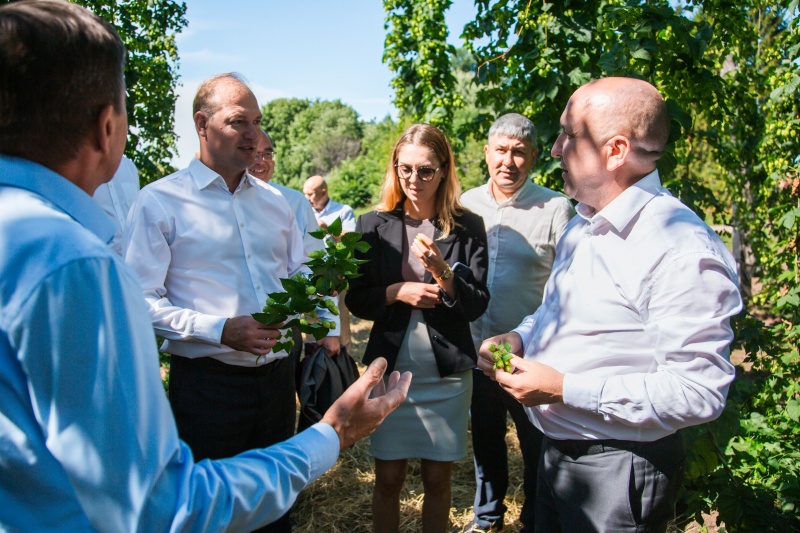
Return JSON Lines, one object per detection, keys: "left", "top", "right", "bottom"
{"left": 488, "top": 343, "right": 497, "bottom": 352}
{"left": 299, "top": 318, "right": 308, "bottom": 326}
{"left": 308, "top": 250, "right": 325, "bottom": 259}
{"left": 306, "top": 285, "right": 316, "bottom": 295}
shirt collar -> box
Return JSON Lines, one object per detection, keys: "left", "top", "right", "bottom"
{"left": 487, "top": 176, "right": 531, "bottom": 206}
{"left": 189, "top": 157, "right": 254, "bottom": 192}
{"left": 577, "top": 170, "right": 662, "bottom": 232}
{"left": 0, "top": 155, "right": 114, "bottom": 244}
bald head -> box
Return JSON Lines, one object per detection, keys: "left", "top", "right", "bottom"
{"left": 572, "top": 77, "right": 669, "bottom": 161}
{"left": 303, "top": 175, "right": 329, "bottom": 211}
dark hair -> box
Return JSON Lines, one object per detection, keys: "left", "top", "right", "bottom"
{"left": 0, "top": 0, "right": 126, "bottom": 167}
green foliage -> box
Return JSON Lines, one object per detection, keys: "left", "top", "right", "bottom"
{"left": 383, "top": 0, "right": 800, "bottom": 529}
{"left": 252, "top": 218, "right": 370, "bottom": 359}
{"left": 70, "top": 0, "right": 187, "bottom": 185}
{"left": 261, "top": 98, "right": 363, "bottom": 189}
{"left": 328, "top": 117, "right": 405, "bottom": 208}
{"left": 384, "top": 0, "right": 463, "bottom": 129}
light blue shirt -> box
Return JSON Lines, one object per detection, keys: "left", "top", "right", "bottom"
{"left": 0, "top": 156, "right": 339, "bottom": 532}
{"left": 314, "top": 198, "right": 356, "bottom": 232}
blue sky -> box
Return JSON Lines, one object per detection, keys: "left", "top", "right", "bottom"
{"left": 172, "top": 1, "right": 479, "bottom": 167}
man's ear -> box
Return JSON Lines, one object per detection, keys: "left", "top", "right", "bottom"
{"left": 531, "top": 148, "right": 539, "bottom": 165}
{"left": 605, "top": 135, "right": 631, "bottom": 171}
{"left": 94, "top": 104, "right": 117, "bottom": 155}
{"left": 194, "top": 111, "right": 208, "bottom": 139}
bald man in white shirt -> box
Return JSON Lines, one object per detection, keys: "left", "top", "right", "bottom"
{"left": 477, "top": 78, "right": 742, "bottom": 532}
{"left": 125, "top": 73, "right": 339, "bottom": 533}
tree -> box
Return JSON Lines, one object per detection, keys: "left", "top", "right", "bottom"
{"left": 328, "top": 116, "right": 404, "bottom": 208}
{"left": 383, "top": 0, "right": 462, "bottom": 129}
{"left": 70, "top": 0, "right": 187, "bottom": 185}
{"left": 383, "top": 0, "right": 800, "bottom": 529}
{"left": 261, "top": 98, "right": 363, "bottom": 190}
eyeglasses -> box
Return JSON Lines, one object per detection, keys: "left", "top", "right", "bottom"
{"left": 255, "top": 151, "right": 275, "bottom": 161}
{"left": 394, "top": 164, "right": 439, "bottom": 182}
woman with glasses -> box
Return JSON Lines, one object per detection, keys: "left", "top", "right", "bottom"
{"left": 346, "top": 123, "right": 490, "bottom": 532}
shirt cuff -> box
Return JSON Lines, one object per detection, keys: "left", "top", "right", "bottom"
{"left": 195, "top": 314, "right": 228, "bottom": 346}
{"left": 302, "top": 423, "right": 341, "bottom": 479}
{"left": 561, "top": 372, "right": 603, "bottom": 413}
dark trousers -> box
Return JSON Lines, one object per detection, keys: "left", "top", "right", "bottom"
{"left": 536, "top": 432, "right": 686, "bottom": 533}
{"left": 470, "top": 369, "right": 542, "bottom": 531}
{"left": 169, "top": 355, "right": 297, "bottom": 532}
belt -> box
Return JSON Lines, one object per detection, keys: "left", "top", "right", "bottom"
{"left": 175, "top": 354, "right": 287, "bottom": 376}
{"left": 546, "top": 432, "right": 682, "bottom": 458}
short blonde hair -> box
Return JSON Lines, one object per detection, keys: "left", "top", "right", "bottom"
{"left": 376, "top": 123, "right": 463, "bottom": 237}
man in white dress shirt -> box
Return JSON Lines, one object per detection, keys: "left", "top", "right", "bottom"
{"left": 461, "top": 113, "right": 574, "bottom": 533}
{"left": 125, "top": 73, "right": 339, "bottom": 533}
{"left": 91, "top": 154, "right": 139, "bottom": 255}
{"left": 477, "top": 78, "right": 742, "bottom": 532}
{"left": 249, "top": 130, "right": 322, "bottom": 264}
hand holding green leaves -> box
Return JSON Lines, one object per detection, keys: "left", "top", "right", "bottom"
{"left": 251, "top": 217, "right": 370, "bottom": 357}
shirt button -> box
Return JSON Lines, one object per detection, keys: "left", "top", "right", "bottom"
{"left": 240, "top": 223, "right": 245, "bottom": 228}
{"left": 247, "top": 254, "right": 251, "bottom": 259}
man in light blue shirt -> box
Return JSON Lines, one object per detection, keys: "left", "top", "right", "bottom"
{"left": 0, "top": 2, "right": 410, "bottom": 531}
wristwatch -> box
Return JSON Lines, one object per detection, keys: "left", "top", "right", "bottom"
{"left": 436, "top": 265, "right": 453, "bottom": 281}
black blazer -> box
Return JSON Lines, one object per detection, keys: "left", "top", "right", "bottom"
{"left": 346, "top": 206, "right": 490, "bottom": 377}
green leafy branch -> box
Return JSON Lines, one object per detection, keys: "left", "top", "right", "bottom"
{"left": 251, "top": 217, "right": 370, "bottom": 358}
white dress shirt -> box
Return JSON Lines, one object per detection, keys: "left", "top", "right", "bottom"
{"left": 92, "top": 155, "right": 139, "bottom": 255}
{"left": 461, "top": 179, "right": 574, "bottom": 346}
{"left": 124, "top": 158, "right": 338, "bottom": 368}
{"left": 0, "top": 155, "right": 340, "bottom": 532}
{"left": 314, "top": 197, "right": 356, "bottom": 232}
{"left": 265, "top": 181, "right": 322, "bottom": 255}
{"left": 514, "top": 170, "right": 742, "bottom": 442}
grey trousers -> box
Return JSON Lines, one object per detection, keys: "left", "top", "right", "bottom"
{"left": 535, "top": 432, "right": 685, "bottom": 533}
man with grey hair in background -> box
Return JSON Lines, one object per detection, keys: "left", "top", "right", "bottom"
{"left": 0, "top": 2, "right": 409, "bottom": 532}
{"left": 460, "top": 113, "right": 574, "bottom": 532}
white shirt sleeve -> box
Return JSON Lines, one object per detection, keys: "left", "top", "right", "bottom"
{"left": 562, "top": 251, "right": 741, "bottom": 431}
{"left": 124, "top": 188, "right": 228, "bottom": 347}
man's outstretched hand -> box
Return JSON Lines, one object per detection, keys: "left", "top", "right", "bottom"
{"left": 321, "top": 357, "right": 412, "bottom": 450}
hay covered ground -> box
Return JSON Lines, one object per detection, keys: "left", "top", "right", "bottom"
{"left": 292, "top": 316, "right": 527, "bottom": 532}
